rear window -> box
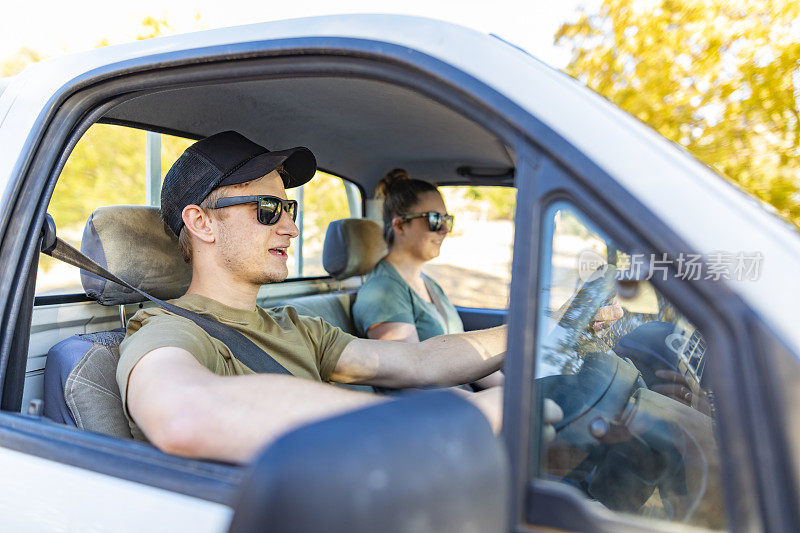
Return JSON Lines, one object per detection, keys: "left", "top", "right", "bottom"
{"left": 426, "top": 186, "right": 516, "bottom": 310}
{"left": 36, "top": 124, "right": 360, "bottom": 296}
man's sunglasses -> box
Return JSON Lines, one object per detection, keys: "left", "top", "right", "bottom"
{"left": 213, "top": 195, "right": 298, "bottom": 225}
{"left": 399, "top": 211, "right": 454, "bottom": 232}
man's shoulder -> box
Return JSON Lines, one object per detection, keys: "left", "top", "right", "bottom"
{"left": 265, "top": 304, "right": 330, "bottom": 330}
{"left": 126, "top": 302, "right": 192, "bottom": 329}
{"left": 119, "top": 306, "right": 205, "bottom": 361}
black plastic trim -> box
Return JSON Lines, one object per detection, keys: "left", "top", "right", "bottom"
{"left": 2, "top": 243, "right": 39, "bottom": 411}
{"left": 97, "top": 117, "right": 203, "bottom": 141}
{"left": 455, "top": 306, "right": 507, "bottom": 331}
{"left": 34, "top": 293, "right": 94, "bottom": 306}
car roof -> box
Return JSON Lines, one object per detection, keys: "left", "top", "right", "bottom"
{"left": 0, "top": 77, "right": 9, "bottom": 100}
{"left": 1, "top": 14, "right": 798, "bottom": 352}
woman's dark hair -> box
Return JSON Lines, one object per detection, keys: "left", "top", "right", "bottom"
{"left": 376, "top": 168, "right": 440, "bottom": 246}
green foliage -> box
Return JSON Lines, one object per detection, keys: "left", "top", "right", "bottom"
{"left": 301, "top": 172, "right": 351, "bottom": 242}
{"left": 556, "top": 0, "right": 800, "bottom": 228}
{"left": 442, "top": 186, "right": 517, "bottom": 220}
{"left": 466, "top": 186, "right": 517, "bottom": 220}
{"left": 49, "top": 125, "right": 147, "bottom": 235}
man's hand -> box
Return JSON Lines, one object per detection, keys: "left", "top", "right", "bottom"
{"left": 592, "top": 304, "right": 624, "bottom": 332}
{"left": 542, "top": 398, "right": 564, "bottom": 443}
{"left": 458, "top": 388, "right": 563, "bottom": 441}
{"left": 652, "top": 369, "right": 712, "bottom": 416}
{"left": 462, "top": 386, "right": 503, "bottom": 433}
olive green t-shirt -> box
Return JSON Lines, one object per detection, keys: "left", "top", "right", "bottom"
{"left": 117, "top": 293, "right": 355, "bottom": 441}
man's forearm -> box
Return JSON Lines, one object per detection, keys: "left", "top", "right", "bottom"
{"left": 331, "top": 325, "right": 507, "bottom": 389}
{"left": 183, "top": 373, "right": 384, "bottom": 462}
{"left": 412, "top": 325, "right": 506, "bottom": 387}
{"left": 128, "top": 349, "right": 385, "bottom": 463}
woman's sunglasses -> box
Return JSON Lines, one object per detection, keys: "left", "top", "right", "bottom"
{"left": 399, "top": 211, "right": 454, "bottom": 232}
{"left": 213, "top": 195, "right": 298, "bottom": 225}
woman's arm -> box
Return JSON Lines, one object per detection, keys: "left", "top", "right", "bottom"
{"left": 366, "top": 321, "right": 420, "bottom": 342}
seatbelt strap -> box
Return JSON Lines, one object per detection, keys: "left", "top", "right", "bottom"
{"left": 42, "top": 236, "right": 291, "bottom": 375}
{"left": 422, "top": 275, "right": 450, "bottom": 333}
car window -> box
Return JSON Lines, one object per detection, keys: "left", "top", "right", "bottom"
{"left": 284, "top": 171, "right": 357, "bottom": 278}
{"left": 425, "top": 186, "right": 515, "bottom": 309}
{"left": 36, "top": 124, "right": 192, "bottom": 296}
{"left": 532, "top": 202, "right": 725, "bottom": 530}
{"left": 35, "top": 125, "right": 359, "bottom": 295}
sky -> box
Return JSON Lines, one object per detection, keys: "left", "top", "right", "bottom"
{"left": 0, "top": 0, "right": 601, "bottom": 70}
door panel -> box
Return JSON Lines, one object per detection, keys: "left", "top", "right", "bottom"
{"left": 0, "top": 446, "right": 232, "bottom": 532}
{"left": 456, "top": 306, "right": 506, "bottom": 331}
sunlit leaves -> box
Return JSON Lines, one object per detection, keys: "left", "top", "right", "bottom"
{"left": 556, "top": 0, "right": 800, "bottom": 227}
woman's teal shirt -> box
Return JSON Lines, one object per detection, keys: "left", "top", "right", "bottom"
{"left": 353, "top": 258, "right": 464, "bottom": 340}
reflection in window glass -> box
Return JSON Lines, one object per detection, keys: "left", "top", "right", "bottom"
{"left": 534, "top": 203, "right": 724, "bottom": 529}
{"left": 426, "top": 186, "right": 516, "bottom": 310}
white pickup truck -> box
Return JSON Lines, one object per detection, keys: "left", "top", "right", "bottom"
{"left": 0, "top": 14, "right": 797, "bottom": 533}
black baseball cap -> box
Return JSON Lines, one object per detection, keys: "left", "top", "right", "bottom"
{"left": 160, "top": 130, "right": 316, "bottom": 237}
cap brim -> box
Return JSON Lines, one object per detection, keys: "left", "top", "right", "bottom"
{"left": 219, "top": 146, "right": 317, "bottom": 189}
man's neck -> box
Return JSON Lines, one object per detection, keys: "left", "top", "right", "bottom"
{"left": 185, "top": 265, "right": 259, "bottom": 311}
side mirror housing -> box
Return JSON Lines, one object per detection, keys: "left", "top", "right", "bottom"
{"left": 229, "top": 391, "right": 509, "bottom": 533}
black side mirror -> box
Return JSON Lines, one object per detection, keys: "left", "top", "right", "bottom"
{"left": 228, "top": 391, "right": 509, "bottom": 533}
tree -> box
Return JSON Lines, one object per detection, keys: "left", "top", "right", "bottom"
{"left": 136, "top": 17, "right": 176, "bottom": 41}
{"left": 556, "top": 0, "right": 800, "bottom": 227}
{"left": 0, "top": 47, "right": 43, "bottom": 77}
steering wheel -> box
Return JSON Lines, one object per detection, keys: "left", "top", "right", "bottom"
{"left": 536, "top": 269, "right": 720, "bottom": 524}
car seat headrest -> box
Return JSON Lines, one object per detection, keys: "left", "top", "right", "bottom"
{"left": 322, "top": 219, "right": 387, "bottom": 280}
{"left": 80, "top": 205, "right": 191, "bottom": 305}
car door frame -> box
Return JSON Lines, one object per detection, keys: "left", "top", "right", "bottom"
{"left": 0, "top": 36, "right": 532, "bottom": 507}
{"left": 504, "top": 132, "right": 800, "bottom": 531}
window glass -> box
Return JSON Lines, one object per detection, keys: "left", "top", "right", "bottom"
{"left": 285, "top": 171, "right": 354, "bottom": 277}
{"left": 38, "top": 124, "right": 147, "bottom": 295}
{"left": 426, "top": 186, "right": 516, "bottom": 309}
{"left": 36, "top": 125, "right": 357, "bottom": 296}
{"left": 533, "top": 203, "right": 724, "bottom": 530}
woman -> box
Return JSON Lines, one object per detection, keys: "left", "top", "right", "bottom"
{"left": 353, "top": 169, "right": 461, "bottom": 340}
{"left": 353, "top": 169, "right": 503, "bottom": 388}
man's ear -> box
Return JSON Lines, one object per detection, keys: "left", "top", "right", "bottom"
{"left": 182, "top": 205, "right": 216, "bottom": 244}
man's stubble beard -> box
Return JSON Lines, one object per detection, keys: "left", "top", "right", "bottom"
{"left": 216, "top": 223, "right": 288, "bottom": 286}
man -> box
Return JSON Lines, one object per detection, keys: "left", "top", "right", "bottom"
{"left": 118, "top": 131, "right": 512, "bottom": 463}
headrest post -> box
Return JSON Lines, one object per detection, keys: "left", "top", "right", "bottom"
{"left": 118, "top": 305, "right": 126, "bottom": 328}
